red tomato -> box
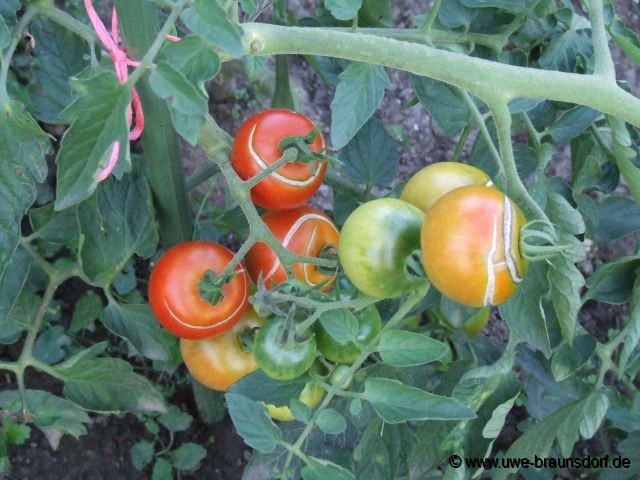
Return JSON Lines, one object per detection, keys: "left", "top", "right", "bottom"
{"left": 231, "top": 109, "right": 327, "bottom": 210}
{"left": 245, "top": 206, "right": 339, "bottom": 291}
{"left": 421, "top": 186, "right": 527, "bottom": 307}
{"left": 149, "top": 241, "right": 249, "bottom": 339}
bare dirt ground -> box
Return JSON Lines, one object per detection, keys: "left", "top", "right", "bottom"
{"left": 6, "top": 1, "right": 640, "bottom": 479}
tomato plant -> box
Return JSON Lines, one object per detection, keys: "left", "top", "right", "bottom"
{"left": 401, "top": 161, "right": 492, "bottom": 213}
{"left": 2, "top": 0, "right": 640, "bottom": 478}
{"left": 180, "top": 307, "right": 264, "bottom": 391}
{"left": 421, "top": 186, "right": 528, "bottom": 307}
{"left": 339, "top": 198, "right": 426, "bottom": 298}
{"left": 231, "top": 109, "right": 327, "bottom": 210}
{"left": 149, "top": 241, "right": 250, "bottom": 339}
{"left": 245, "top": 206, "right": 339, "bottom": 291}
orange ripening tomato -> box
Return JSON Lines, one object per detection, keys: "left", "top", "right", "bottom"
{"left": 421, "top": 186, "right": 527, "bottom": 307}
{"left": 245, "top": 206, "right": 339, "bottom": 291}
{"left": 180, "top": 307, "right": 265, "bottom": 391}
{"left": 149, "top": 241, "right": 249, "bottom": 339}
{"left": 400, "top": 162, "right": 492, "bottom": 214}
{"left": 231, "top": 109, "right": 327, "bottom": 210}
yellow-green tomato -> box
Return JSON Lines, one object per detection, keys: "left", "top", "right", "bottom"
{"left": 265, "top": 382, "right": 325, "bottom": 421}
{"left": 401, "top": 162, "right": 492, "bottom": 214}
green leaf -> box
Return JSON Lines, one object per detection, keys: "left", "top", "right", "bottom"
{"left": 548, "top": 106, "right": 601, "bottom": 143}
{"left": 192, "top": 380, "right": 226, "bottom": 424}
{"left": 461, "top": 0, "right": 534, "bottom": 13}
{"left": 548, "top": 255, "right": 583, "bottom": 346}
{"left": 499, "top": 262, "right": 551, "bottom": 357}
{"left": 319, "top": 309, "right": 359, "bottom": 344}
{"left": 324, "top": 0, "right": 363, "bottom": 20}
{"left": 28, "top": 204, "right": 79, "bottom": 244}
{"left": 353, "top": 417, "right": 402, "bottom": 480}
{"left": 339, "top": 117, "right": 399, "bottom": 188}
{"left": 54, "top": 357, "right": 166, "bottom": 414}
{"left": 412, "top": 75, "right": 470, "bottom": 137}
{"left": 149, "top": 61, "right": 208, "bottom": 145}
{"left": 2, "top": 416, "right": 31, "bottom": 445}
{"left": 0, "top": 247, "right": 29, "bottom": 332}
{"left": 228, "top": 370, "right": 307, "bottom": 406}
{"left": 377, "top": 330, "right": 449, "bottom": 366}
{"left": 609, "top": 18, "right": 640, "bottom": 66}
{"left": 585, "top": 195, "right": 640, "bottom": 243}
{"left": 539, "top": 29, "right": 593, "bottom": 72}
{"left": 33, "top": 326, "right": 71, "bottom": 365}
{"left": 363, "top": 377, "right": 475, "bottom": 423}
{"left": 315, "top": 409, "right": 347, "bottom": 435}
{"left": 151, "top": 458, "right": 174, "bottom": 480}
{"left": 330, "top": 62, "right": 390, "bottom": 149}
{"left": 494, "top": 391, "right": 608, "bottom": 480}
{"left": 0, "top": 16, "right": 9, "bottom": 50}
{"left": 239, "top": 0, "right": 257, "bottom": 15}
{"left": 225, "top": 393, "right": 282, "bottom": 453}
{"left": 55, "top": 71, "right": 131, "bottom": 210}
{"left": 131, "top": 441, "right": 155, "bottom": 471}
{"left": 102, "top": 301, "right": 175, "bottom": 361}
{"left": 77, "top": 165, "right": 158, "bottom": 287}
{"left": 546, "top": 192, "right": 585, "bottom": 236}
{"left": 0, "top": 0, "right": 19, "bottom": 27}
{"left": 170, "top": 443, "right": 207, "bottom": 471}
{"left": 0, "top": 389, "right": 90, "bottom": 450}
{"left": 0, "top": 101, "right": 50, "bottom": 278}
{"left": 290, "top": 399, "right": 312, "bottom": 423}
{"left": 28, "top": 19, "right": 90, "bottom": 123}
{"left": 551, "top": 334, "right": 597, "bottom": 381}
{"left": 438, "top": 0, "right": 474, "bottom": 29}
{"left": 583, "top": 255, "right": 640, "bottom": 304}
{"left": 619, "top": 276, "right": 640, "bottom": 375}
{"left": 482, "top": 393, "right": 519, "bottom": 439}
{"left": 302, "top": 457, "right": 355, "bottom": 480}
{"left": 70, "top": 291, "right": 102, "bottom": 333}
{"left": 158, "top": 405, "right": 193, "bottom": 433}
{"left": 161, "top": 35, "right": 220, "bottom": 83}
{"left": 180, "top": 0, "right": 243, "bottom": 58}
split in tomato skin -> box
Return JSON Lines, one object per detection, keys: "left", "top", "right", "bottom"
{"left": 245, "top": 206, "right": 340, "bottom": 291}
{"left": 420, "top": 186, "right": 528, "bottom": 308}
{"left": 148, "top": 241, "right": 249, "bottom": 340}
{"left": 401, "top": 162, "right": 492, "bottom": 214}
{"left": 231, "top": 109, "right": 327, "bottom": 210}
{"left": 180, "top": 307, "right": 265, "bottom": 391}
{"left": 339, "top": 198, "right": 426, "bottom": 298}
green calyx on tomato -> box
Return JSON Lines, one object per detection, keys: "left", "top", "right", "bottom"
{"left": 401, "top": 162, "right": 492, "bottom": 214}
{"left": 231, "top": 109, "right": 327, "bottom": 210}
{"left": 339, "top": 198, "right": 426, "bottom": 298}
{"left": 421, "top": 186, "right": 528, "bottom": 307}
{"left": 254, "top": 310, "right": 317, "bottom": 381}
{"left": 316, "top": 305, "right": 382, "bottom": 364}
{"left": 278, "top": 124, "right": 340, "bottom": 166}
{"left": 197, "top": 268, "right": 241, "bottom": 306}
{"left": 149, "top": 241, "right": 249, "bottom": 340}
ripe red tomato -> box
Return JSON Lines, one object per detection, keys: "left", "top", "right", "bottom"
{"left": 245, "top": 206, "right": 339, "bottom": 291}
{"left": 231, "top": 109, "right": 327, "bottom": 210}
{"left": 149, "top": 241, "right": 249, "bottom": 339}
{"left": 421, "top": 186, "right": 527, "bottom": 307}
{"left": 401, "top": 162, "right": 492, "bottom": 214}
{"left": 180, "top": 307, "right": 265, "bottom": 391}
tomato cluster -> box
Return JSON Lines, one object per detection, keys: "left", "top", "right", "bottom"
{"left": 340, "top": 162, "right": 528, "bottom": 313}
{"left": 148, "top": 109, "right": 339, "bottom": 413}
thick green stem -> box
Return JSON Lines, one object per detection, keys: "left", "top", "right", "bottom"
{"left": 241, "top": 23, "right": 640, "bottom": 128}
{"left": 491, "top": 101, "right": 549, "bottom": 223}
{"left": 450, "top": 124, "right": 473, "bottom": 163}
{"left": 115, "top": 0, "right": 193, "bottom": 246}
{"left": 272, "top": 55, "right": 295, "bottom": 109}
{"left": 587, "top": 0, "right": 616, "bottom": 79}
{"left": 420, "top": 0, "right": 442, "bottom": 37}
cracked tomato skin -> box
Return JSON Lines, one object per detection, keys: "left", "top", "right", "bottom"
{"left": 421, "top": 186, "right": 527, "bottom": 308}
{"left": 180, "top": 307, "right": 265, "bottom": 391}
{"left": 231, "top": 109, "right": 327, "bottom": 210}
{"left": 400, "top": 162, "right": 492, "bottom": 214}
{"left": 149, "top": 241, "right": 249, "bottom": 340}
{"left": 245, "top": 206, "right": 339, "bottom": 291}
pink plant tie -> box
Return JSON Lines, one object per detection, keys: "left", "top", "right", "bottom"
{"left": 84, "top": 0, "right": 148, "bottom": 181}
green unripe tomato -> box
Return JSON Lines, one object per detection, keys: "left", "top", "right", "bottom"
{"left": 329, "top": 365, "right": 353, "bottom": 389}
{"left": 339, "top": 198, "right": 426, "bottom": 298}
